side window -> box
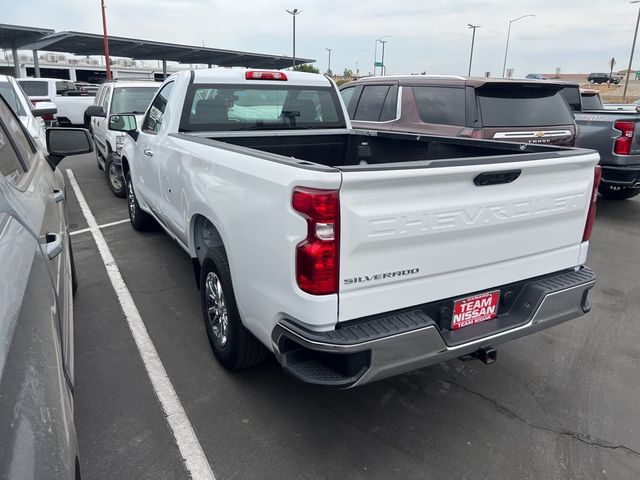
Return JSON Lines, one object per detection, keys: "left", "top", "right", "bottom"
{"left": 0, "top": 98, "right": 31, "bottom": 185}
{"left": 0, "top": 125, "right": 25, "bottom": 184}
{"left": 101, "top": 86, "right": 111, "bottom": 111}
{"left": 142, "top": 82, "right": 175, "bottom": 134}
{"left": 340, "top": 87, "right": 356, "bottom": 111}
{"left": 354, "top": 85, "right": 391, "bottom": 122}
{"left": 379, "top": 85, "right": 398, "bottom": 121}
{"left": 412, "top": 87, "right": 465, "bottom": 126}
{"left": 95, "top": 86, "right": 105, "bottom": 107}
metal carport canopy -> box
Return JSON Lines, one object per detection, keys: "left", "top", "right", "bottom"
{"left": 0, "top": 23, "right": 54, "bottom": 49}
{"left": 0, "top": 24, "right": 55, "bottom": 77}
{"left": 20, "top": 31, "right": 314, "bottom": 69}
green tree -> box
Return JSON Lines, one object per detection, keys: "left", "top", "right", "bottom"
{"left": 293, "top": 64, "right": 320, "bottom": 73}
{"left": 343, "top": 68, "right": 353, "bottom": 78}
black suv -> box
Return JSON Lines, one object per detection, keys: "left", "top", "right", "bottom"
{"left": 588, "top": 72, "right": 620, "bottom": 84}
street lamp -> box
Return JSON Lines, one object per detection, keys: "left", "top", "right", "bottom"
{"left": 623, "top": 1, "right": 640, "bottom": 101}
{"left": 285, "top": 8, "right": 302, "bottom": 68}
{"left": 325, "top": 47, "right": 332, "bottom": 75}
{"left": 468, "top": 24, "right": 481, "bottom": 77}
{"left": 374, "top": 35, "right": 391, "bottom": 76}
{"left": 502, "top": 14, "right": 535, "bottom": 78}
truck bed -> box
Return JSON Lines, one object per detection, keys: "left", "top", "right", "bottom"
{"left": 181, "top": 129, "right": 577, "bottom": 169}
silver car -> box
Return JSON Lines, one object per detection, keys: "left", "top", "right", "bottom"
{"left": 0, "top": 94, "right": 93, "bottom": 479}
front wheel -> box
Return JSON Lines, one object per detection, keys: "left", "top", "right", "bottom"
{"left": 106, "top": 154, "right": 126, "bottom": 198}
{"left": 200, "top": 247, "right": 268, "bottom": 370}
{"left": 598, "top": 184, "right": 640, "bottom": 200}
{"left": 125, "top": 173, "right": 154, "bottom": 230}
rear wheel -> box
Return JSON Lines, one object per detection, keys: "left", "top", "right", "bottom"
{"left": 200, "top": 247, "right": 268, "bottom": 370}
{"left": 105, "top": 154, "right": 126, "bottom": 198}
{"left": 598, "top": 184, "right": 640, "bottom": 200}
{"left": 125, "top": 173, "right": 154, "bottom": 230}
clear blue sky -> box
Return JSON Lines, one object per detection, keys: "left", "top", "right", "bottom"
{"left": 4, "top": 0, "right": 640, "bottom": 77}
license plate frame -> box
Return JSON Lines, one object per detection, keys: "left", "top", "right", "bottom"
{"left": 451, "top": 290, "right": 500, "bottom": 330}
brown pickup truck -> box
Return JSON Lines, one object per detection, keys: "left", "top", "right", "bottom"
{"left": 339, "top": 75, "right": 577, "bottom": 146}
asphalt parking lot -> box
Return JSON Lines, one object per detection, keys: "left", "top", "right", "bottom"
{"left": 65, "top": 152, "right": 640, "bottom": 480}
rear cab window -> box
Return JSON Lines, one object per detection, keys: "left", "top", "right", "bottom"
{"left": 559, "top": 85, "right": 581, "bottom": 112}
{"left": 180, "top": 84, "right": 346, "bottom": 131}
{"left": 581, "top": 94, "right": 603, "bottom": 110}
{"left": 476, "top": 84, "right": 574, "bottom": 127}
{"left": 56, "top": 81, "right": 77, "bottom": 95}
{"left": 17, "top": 80, "right": 48, "bottom": 97}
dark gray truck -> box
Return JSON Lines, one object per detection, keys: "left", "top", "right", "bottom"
{"left": 561, "top": 84, "right": 640, "bottom": 200}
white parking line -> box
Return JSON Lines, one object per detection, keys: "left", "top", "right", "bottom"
{"left": 66, "top": 169, "right": 216, "bottom": 480}
{"left": 71, "top": 218, "right": 129, "bottom": 236}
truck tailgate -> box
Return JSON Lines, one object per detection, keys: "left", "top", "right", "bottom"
{"left": 337, "top": 152, "right": 599, "bottom": 322}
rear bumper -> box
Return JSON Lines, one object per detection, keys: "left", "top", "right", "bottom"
{"left": 271, "top": 267, "right": 595, "bottom": 388}
{"left": 600, "top": 165, "right": 640, "bottom": 187}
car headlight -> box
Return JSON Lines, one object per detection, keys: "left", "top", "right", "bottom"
{"left": 115, "top": 135, "right": 125, "bottom": 155}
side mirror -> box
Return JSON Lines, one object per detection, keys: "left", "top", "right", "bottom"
{"left": 108, "top": 114, "right": 137, "bottom": 132}
{"left": 108, "top": 114, "right": 138, "bottom": 141}
{"left": 31, "top": 101, "right": 57, "bottom": 117}
{"left": 46, "top": 128, "right": 94, "bottom": 169}
{"left": 85, "top": 105, "right": 106, "bottom": 118}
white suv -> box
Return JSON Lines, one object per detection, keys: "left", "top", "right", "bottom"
{"left": 85, "top": 81, "right": 159, "bottom": 196}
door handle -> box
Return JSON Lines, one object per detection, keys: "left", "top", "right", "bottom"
{"left": 52, "top": 189, "right": 65, "bottom": 203}
{"left": 144, "top": 149, "right": 154, "bottom": 157}
{"left": 45, "top": 233, "right": 63, "bottom": 260}
{"left": 474, "top": 170, "right": 521, "bottom": 186}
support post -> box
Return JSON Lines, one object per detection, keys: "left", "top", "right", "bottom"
{"left": 162, "top": 59, "right": 167, "bottom": 79}
{"left": 12, "top": 46, "right": 20, "bottom": 78}
{"left": 33, "top": 50, "right": 41, "bottom": 77}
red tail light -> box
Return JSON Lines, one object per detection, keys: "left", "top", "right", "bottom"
{"left": 245, "top": 71, "right": 288, "bottom": 81}
{"left": 31, "top": 99, "right": 55, "bottom": 121}
{"left": 292, "top": 187, "right": 339, "bottom": 295}
{"left": 613, "top": 120, "right": 635, "bottom": 155}
{"left": 582, "top": 165, "right": 602, "bottom": 242}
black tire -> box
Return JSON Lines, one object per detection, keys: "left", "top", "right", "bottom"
{"left": 69, "top": 240, "right": 78, "bottom": 296}
{"left": 125, "top": 172, "right": 154, "bottom": 230}
{"left": 598, "top": 184, "right": 640, "bottom": 200}
{"left": 200, "top": 247, "right": 268, "bottom": 370}
{"left": 105, "top": 154, "right": 126, "bottom": 198}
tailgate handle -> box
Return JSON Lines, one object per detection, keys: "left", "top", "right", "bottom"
{"left": 474, "top": 170, "right": 521, "bottom": 186}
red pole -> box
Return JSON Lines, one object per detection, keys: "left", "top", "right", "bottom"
{"left": 101, "top": 0, "right": 112, "bottom": 80}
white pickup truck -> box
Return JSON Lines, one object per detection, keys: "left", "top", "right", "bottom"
{"left": 110, "top": 68, "right": 600, "bottom": 388}
{"left": 18, "top": 78, "right": 95, "bottom": 127}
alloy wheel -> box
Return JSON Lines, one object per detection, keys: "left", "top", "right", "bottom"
{"left": 205, "top": 271, "right": 228, "bottom": 347}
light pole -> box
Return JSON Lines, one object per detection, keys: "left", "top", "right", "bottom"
{"left": 285, "top": 8, "right": 302, "bottom": 68}
{"left": 502, "top": 14, "right": 535, "bottom": 78}
{"left": 623, "top": 1, "right": 640, "bottom": 101}
{"left": 325, "top": 47, "right": 332, "bottom": 75}
{"left": 380, "top": 40, "right": 388, "bottom": 75}
{"left": 101, "top": 0, "right": 112, "bottom": 80}
{"left": 468, "top": 24, "right": 481, "bottom": 77}
{"left": 374, "top": 35, "right": 391, "bottom": 76}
